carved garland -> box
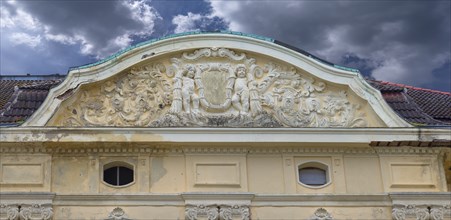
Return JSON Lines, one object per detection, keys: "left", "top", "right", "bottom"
{"left": 60, "top": 47, "right": 368, "bottom": 128}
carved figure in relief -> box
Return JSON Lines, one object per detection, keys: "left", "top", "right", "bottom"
{"left": 170, "top": 64, "right": 200, "bottom": 114}
{"left": 182, "top": 64, "right": 200, "bottom": 113}
{"left": 232, "top": 64, "right": 250, "bottom": 113}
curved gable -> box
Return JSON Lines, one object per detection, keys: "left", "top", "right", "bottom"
{"left": 23, "top": 33, "right": 410, "bottom": 127}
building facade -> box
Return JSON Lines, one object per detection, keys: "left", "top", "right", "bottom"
{"left": 1, "top": 33, "right": 450, "bottom": 220}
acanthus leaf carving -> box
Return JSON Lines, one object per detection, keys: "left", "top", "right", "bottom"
{"left": 58, "top": 47, "right": 368, "bottom": 128}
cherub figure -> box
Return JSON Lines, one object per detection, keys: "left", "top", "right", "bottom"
{"left": 232, "top": 64, "right": 250, "bottom": 113}
{"left": 181, "top": 64, "right": 199, "bottom": 113}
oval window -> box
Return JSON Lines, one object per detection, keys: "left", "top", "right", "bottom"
{"left": 103, "top": 163, "right": 134, "bottom": 186}
{"left": 299, "top": 167, "right": 327, "bottom": 186}
{"left": 297, "top": 161, "right": 330, "bottom": 188}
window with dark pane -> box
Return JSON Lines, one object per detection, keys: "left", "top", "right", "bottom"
{"left": 298, "top": 167, "right": 327, "bottom": 186}
{"left": 103, "top": 166, "right": 134, "bottom": 186}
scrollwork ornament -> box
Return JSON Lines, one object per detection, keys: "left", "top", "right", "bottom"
{"left": 19, "top": 204, "right": 53, "bottom": 220}
{"left": 105, "top": 207, "right": 130, "bottom": 220}
{"left": 0, "top": 204, "right": 19, "bottom": 220}
{"left": 185, "top": 205, "right": 219, "bottom": 220}
{"left": 430, "top": 206, "right": 444, "bottom": 220}
{"left": 309, "top": 208, "right": 333, "bottom": 220}
{"left": 219, "top": 205, "right": 250, "bottom": 220}
{"left": 392, "top": 207, "right": 406, "bottom": 220}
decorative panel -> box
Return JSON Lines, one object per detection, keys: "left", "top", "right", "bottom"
{"left": 1, "top": 164, "right": 43, "bottom": 185}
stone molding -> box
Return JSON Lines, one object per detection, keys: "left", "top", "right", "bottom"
{"left": 0, "top": 203, "right": 53, "bottom": 220}
{"left": 0, "top": 145, "right": 446, "bottom": 156}
{"left": 2, "top": 127, "right": 450, "bottom": 144}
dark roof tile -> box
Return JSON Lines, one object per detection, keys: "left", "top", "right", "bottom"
{"left": 368, "top": 80, "right": 450, "bottom": 126}
{"left": 0, "top": 80, "right": 62, "bottom": 124}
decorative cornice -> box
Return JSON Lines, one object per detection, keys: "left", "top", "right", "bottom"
{"left": 1, "top": 144, "right": 448, "bottom": 156}
{"left": 1, "top": 127, "right": 449, "bottom": 144}
{"left": 374, "top": 147, "right": 444, "bottom": 155}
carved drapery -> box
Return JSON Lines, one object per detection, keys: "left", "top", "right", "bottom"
{"left": 57, "top": 47, "right": 368, "bottom": 128}
{"left": 185, "top": 204, "right": 250, "bottom": 220}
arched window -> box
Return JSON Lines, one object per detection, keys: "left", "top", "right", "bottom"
{"left": 297, "top": 161, "right": 331, "bottom": 188}
{"left": 103, "top": 162, "right": 134, "bottom": 187}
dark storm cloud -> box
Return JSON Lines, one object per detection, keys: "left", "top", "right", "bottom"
{"left": 3, "top": 0, "right": 161, "bottom": 57}
{"left": 210, "top": 0, "right": 451, "bottom": 91}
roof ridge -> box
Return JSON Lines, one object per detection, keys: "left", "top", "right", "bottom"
{"left": 373, "top": 80, "right": 451, "bottom": 96}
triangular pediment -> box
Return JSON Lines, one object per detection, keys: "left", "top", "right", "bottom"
{"left": 24, "top": 34, "right": 410, "bottom": 127}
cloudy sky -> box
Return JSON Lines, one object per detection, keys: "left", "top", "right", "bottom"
{"left": 1, "top": 0, "right": 450, "bottom": 91}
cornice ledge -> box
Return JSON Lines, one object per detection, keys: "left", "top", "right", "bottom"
{"left": 374, "top": 147, "right": 443, "bottom": 155}
{"left": 252, "top": 194, "right": 392, "bottom": 207}
{"left": 1, "top": 127, "right": 450, "bottom": 143}
{"left": 181, "top": 192, "right": 255, "bottom": 202}
{"left": 53, "top": 193, "right": 184, "bottom": 206}
{"left": 0, "top": 192, "right": 55, "bottom": 205}
{"left": 389, "top": 192, "right": 451, "bottom": 205}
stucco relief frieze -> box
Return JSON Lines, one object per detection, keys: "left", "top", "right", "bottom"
{"left": 392, "top": 204, "right": 451, "bottom": 220}
{"left": 0, "top": 204, "right": 19, "bottom": 220}
{"left": 185, "top": 204, "right": 249, "bottom": 220}
{"left": 19, "top": 204, "right": 53, "bottom": 220}
{"left": 57, "top": 47, "right": 368, "bottom": 127}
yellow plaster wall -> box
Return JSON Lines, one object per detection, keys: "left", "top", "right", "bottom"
{"left": 247, "top": 155, "right": 285, "bottom": 193}
{"left": 53, "top": 206, "right": 184, "bottom": 220}
{"left": 251, "top": 206, "right": 392, "bottom": 220}
{"left": 344, "top": 156, "right": 384, "bottom": 193}
{"left": 0, "top": 150, "right": 447, "bottom": 194}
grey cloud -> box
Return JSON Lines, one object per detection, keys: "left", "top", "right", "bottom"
{"left": 7, "top": 0, "right": 160, "bottom": 57}
{"left": 210, "top": 1, "right": 450, "bottom": 90}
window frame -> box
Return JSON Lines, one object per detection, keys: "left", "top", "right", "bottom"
{"left": 296, "top": 161, "right": 332, "bottom": 189}
{"left": 101, "top": 161, "right": 136, "bottom": 188}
